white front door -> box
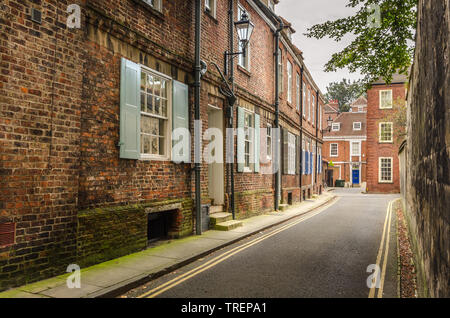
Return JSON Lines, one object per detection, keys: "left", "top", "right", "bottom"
{"left": 207, "top": 107, "right": 224, "bottom": 206}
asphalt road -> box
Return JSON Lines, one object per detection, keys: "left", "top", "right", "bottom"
{"left": 125, "top": 188, "right": 400, "bottom": 298}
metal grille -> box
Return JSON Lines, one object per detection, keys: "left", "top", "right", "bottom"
{"left": 0, "top": 223, "right": 15, "bottom": 247}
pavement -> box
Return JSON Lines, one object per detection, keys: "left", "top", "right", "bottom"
{"left": 125, "top": 187, "right": 400, "bottom": 298}
{"left": 0, "top": 191, "right": 337, "bottom": 298}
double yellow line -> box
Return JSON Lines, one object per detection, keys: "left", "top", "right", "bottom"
{"left": 368, "top": 200, "right": 395, "bottom": 298}
{"left": 138, "top": 198, "right": 338, "bottom": 298}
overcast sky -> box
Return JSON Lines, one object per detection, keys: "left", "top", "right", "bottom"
{"left": 276, "top": 0, "right": 363, "bottom": 93}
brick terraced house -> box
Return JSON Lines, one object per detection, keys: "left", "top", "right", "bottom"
{"left": 323, "top": 111, "right": 367, "bottom": 188}
{"left": 366, "top": 74, "right": 408, "bottom": 193}
{"left": 0, "top": 0, "right": 325, "bottom": 289}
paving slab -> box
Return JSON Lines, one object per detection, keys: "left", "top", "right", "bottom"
{"left": 41, "top": 282, "right": 103, "bottom": 298}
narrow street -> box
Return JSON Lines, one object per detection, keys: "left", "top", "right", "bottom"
{"left": 125, "top": 189, "right": 399, "bottom": 298}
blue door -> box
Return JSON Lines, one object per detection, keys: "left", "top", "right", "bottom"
{"left": 352, "top": 170, "right": 360, "bottom": 184}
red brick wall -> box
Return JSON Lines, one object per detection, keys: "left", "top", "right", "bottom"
{"left": 366, "top": 83, "right": 406, "bottom": 193}
{"left": 0, "top": 0, "right": 85, "bottom": 289}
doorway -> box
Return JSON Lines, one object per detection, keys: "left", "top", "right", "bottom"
{"left": 207, "top": 106, "right": 224, "bottom": 206}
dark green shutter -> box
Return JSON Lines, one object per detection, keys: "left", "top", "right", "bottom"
{"left": 119, "top": 58, "right": 141, "bottom": 160}
{"left": 172, "top": 80, "right": 190, "bottom": 163}
{"left": 254, "top": 114, "right": 260, "bottom": 173}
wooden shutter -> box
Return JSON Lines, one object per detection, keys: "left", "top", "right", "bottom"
{"left": 172, "top": 80, "right": 190, "bottom": 163}
{"left": 237, "top": 107, "right": 245, "bottom": 172}
{"left": 119, "top": 58, "right": 141, "bottom": 160}
{"left": 254, "top": 114, "right": 260, "bottom": 173}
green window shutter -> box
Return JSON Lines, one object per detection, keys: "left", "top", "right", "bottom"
{"left": 237, "top": 106, "right": 245, "bottom": 172}
{"left": 254, "top": 114, "right": 260, "bottom": 173}
{"left": 172, "top": 80, "right": 190, "bottom": 163}
{"left": 120, "top": 58, "right": 141, "bottom": 160}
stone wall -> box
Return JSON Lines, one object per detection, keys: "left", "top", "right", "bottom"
{"left": 405, "top": 0, "right": 449, "bottom": 298}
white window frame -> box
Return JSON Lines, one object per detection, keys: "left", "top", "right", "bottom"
{"left": 266, "top": 124, "right": 272, "bottom": 160}
{"left": 379, "top": 157, "right": 393, "bottom": 183}
{"left": 331, "top": 123, "right": 340, "bottom": 131}
{"left": 379, "top": 89, "right": 393, "bottom": 109}
{"left": 296, "top": 73, "right": 300, "bottom": 111}
{"left": 243, "top": 110, "right": 255, "bottom": 172}
{"left": 140, "top": 66, "right": 172, "bottom": 161}
{"left": 287, "top": 61, "right": 293, "bottom": 104}
{"left": 379, "top": 122, "right": 394, "bottom": 143}
{"left": 205, "top": 0, "right": 216, "bottom": 18}
{"left": 330, "top": 143, "right": 338, "bottom": 157}
{"left": 302, "top": 82, "right": 306, "bottom": 117}
{"left": 307, "top": 88, "right": 311, "bottom": 121}
{"left": 142, "top": 0, "right": 162, "bottom": 12}
{"left": 312, "top": 94, "right": 315, "bottom": 125}
{"left": 351, "top": 141, "right": 361, "bottom": 156}
{"left": 353, "top": 122, "right": 362, "bottom": 130}
{"left": 358, "top": 106, "right": 364, "bottom": 113}
{"left": 319, "top": 105, "right": 322, "bottom": 131}
{"left": 287, "top": 132, "right": 296, "bottom": 175}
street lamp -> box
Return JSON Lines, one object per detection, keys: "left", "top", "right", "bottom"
{"left": 224, "top": 10, "right": 255, "bottom": 74}
{"left": 327, "top": 116, "right": 333, "bottom": 132}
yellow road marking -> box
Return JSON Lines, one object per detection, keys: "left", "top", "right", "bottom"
{"left": 138, "top": 198, "right": 338, "bottom": 298}
{"left": 377, "top": 201, "right": 393, "bottom": 298}
{"left": 368, "top": 200, "right": 394, "bottom": 298}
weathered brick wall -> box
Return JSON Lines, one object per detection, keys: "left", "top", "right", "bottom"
{"left": 366, "top": 83, "right": 405, "bottom": 193}
{"left": 405, "top": 0, "right": 449, "bottom": 298}
{"left": 0, "top": 0, "right": 85, "bottom": 289}
{"left": 77, "top": 198, "right": 193, "bottom": 268}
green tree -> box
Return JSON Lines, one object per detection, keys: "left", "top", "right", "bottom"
{"left": 305, "top": 0, "right": 417, "bottom": 86}
{"left": 325, "top": 78, "right": 366, "bottom": 112}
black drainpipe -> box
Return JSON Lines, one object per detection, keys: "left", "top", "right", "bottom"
{"left": 274, "top": 19, "right": 284, "bottom": 211}
{"left": 194, "top": 0, "right": 202, "bottom": 235}
{"left": 228, "top": 0, "right": 236, "bottom": 219}
{"left": 299, "top": 66, "right": 304, "bottom": 198}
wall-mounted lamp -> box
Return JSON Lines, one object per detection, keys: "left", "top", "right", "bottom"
{"left": 224, "top": 10, "right": 255, "bottom": 74}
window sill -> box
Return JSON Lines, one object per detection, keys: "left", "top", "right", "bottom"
{"left": 379, "top": 107, "right": 393, "bottom": 110}
{"left": 132, "top": 0, "right": 165, "bottom": 20}
{"left": 237, "top": 65, "right": 251, "bottom": 77}
{"left": 140, "top": 155, "right": 170, "bottom": 162}
{"left": 205, "top": 10, "right": 218, "bottom": 23}
{"left": 379, "top": 141, "right": 394, "bottom": 144}
{"left": 378, "top": 181, "right": 394, "bottom": 184}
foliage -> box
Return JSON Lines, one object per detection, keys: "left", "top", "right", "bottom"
{"left": 381, "top": 96, "right": 407, "bottom": 143}
{"left": 305, "top": 0, "right": 417, "bottom": 87}
{"left": 325, "top": 78, "right": 366, "bottom": 112}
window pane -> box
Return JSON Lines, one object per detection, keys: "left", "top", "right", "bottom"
{"left": 141, "top": 92, "right": 146, "bottom": 112}
{"left": 141, "top": 135, "right": 151, "bottom": 154}
{"left": 147, "top": 74, "right": 154, "bottom": 95}
{"left": 154, "top": 77, "right": 161, "bottom": 97}
{"left": 147, "top": 95, "right": 153, "bottom": 113}
{"left": 155, "top": 97, "right": 161, "bottom": 115}
{"left": 161, "top": 80, "right": 167, "bottom": 98}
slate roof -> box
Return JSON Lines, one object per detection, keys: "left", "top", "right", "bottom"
{"left": 323, "top": 112, "right": 367, "bottom": 137}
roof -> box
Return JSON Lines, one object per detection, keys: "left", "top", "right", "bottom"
{"left": 372, "top": 73, "right": 409, "bottom": 85}
{"left": 279, "top": 16, "right": 296, "bottom": 33}
{"left": 351, "top": 96, "right": 367, "bottom": 107}
{"left": 323, "top": 112, "right": 367, "bottom": 137}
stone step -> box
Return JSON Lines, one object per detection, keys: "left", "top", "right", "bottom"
{"left": 214, "top": 220, "right": 243, "bottom": 231}
{"left": 209, "top": 212, "right": 233, "bottom": 225}
{"left": 209, "top": 205, "right": 224, "bottom": 214}
{"left": 279, "top": 204, "right": 289, "bottom": 211}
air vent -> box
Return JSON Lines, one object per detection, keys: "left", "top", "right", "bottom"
{"left": 31, "top": 8, "right": 42, "bottom": 24}
{"left": 0, "top": 223, "right": 15, "bottom": 247}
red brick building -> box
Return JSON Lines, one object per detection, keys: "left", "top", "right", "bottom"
{"left": 0, "top": 0, "right": 325, "bottom": 289}
{"left": 366, "top": 74, "right": 408, "bottom": 193}
{"left": 323, "top": 112, "right": 367, "bottom": 188}
{"left": 323, "top": 100, "right": 340, "bottom": 129}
